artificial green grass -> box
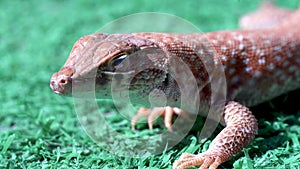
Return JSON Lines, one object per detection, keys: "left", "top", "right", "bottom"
{"left": 1, "top": 0, "right": 300, "bottom": 168}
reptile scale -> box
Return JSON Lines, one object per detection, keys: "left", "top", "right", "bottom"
{"left": 50, "top": 3, "right": 300, "bottom": 169}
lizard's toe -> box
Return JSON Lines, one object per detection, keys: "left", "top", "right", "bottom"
{"left": 173, "top": 152, "right": 223, "bottom": 169}
{"left": 131, "top": 106, "right": 190, "bottom": 131}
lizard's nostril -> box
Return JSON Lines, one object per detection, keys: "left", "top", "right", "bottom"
{"left": 60, "top": 79, "right": 67, "bottom": 84}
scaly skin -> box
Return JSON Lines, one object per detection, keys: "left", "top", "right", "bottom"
{"left": 50, "top": 6, "right": 300, "bottom": 169}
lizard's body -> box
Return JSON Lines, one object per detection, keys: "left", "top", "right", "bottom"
{"left": 50, "top": 4, "right": 300, "bottom": 169}
{"left": 133, "top": 29, "right": 300, "bottom": 107}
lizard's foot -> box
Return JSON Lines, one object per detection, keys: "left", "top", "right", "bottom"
{"left": 173, "top": 101, "right": 258, "bottom": 169}
{"left": 173, "top": 152, "right": 224, "bottom": 169}
{"left": 131, "top": 106, "right": 189, "bottom": 131}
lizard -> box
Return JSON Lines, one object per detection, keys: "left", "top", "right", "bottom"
{"left": 50, "top": 4, "right": 300, "bottom": 169}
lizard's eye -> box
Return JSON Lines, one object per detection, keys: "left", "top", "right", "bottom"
{"left": 111, "top": 54, "right": 127, "bottom": 67}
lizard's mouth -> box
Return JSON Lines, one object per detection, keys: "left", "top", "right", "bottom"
{"left": 96, "top": 70, "right": 136, "bottom": 88}
{"left": 50, "top": 68, "right": 135, "bottom": 95}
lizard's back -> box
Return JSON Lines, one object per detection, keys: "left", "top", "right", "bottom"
{"left": 216, "top": 8, "right": 300, "bottom": 106}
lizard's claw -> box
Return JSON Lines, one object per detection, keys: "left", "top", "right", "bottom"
{"left": 173, "top": 152, "right": 223, "bottom": 169}
{"left": 131, "top": 106, "right": 190, "bottom": 131}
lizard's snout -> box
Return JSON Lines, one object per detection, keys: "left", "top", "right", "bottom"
{"left": 50, "top": 74, "right": 72, "bottom": 95}
{"left": 50, "top": 66, "right": 75, "bottom": 95}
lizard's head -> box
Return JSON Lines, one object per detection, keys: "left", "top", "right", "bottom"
{"left": 50, "top": 33, "right": 167, "bottom": 100}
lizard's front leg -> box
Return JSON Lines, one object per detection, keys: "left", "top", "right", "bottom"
{"left": 173, "top": 101, "right": 258, "bottom": 169}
